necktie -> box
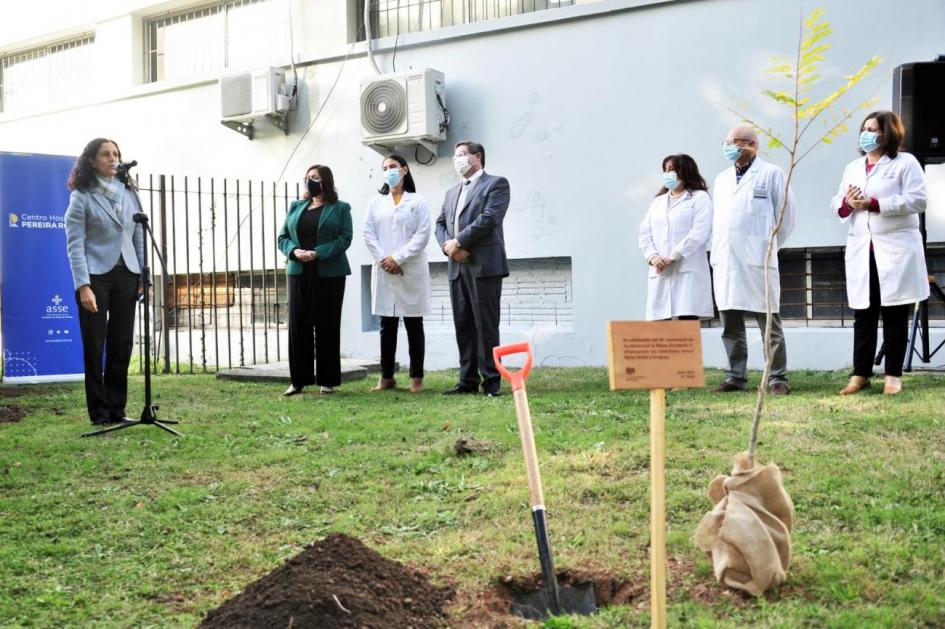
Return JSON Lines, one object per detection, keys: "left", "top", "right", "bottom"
{"left": 454, "top": 180, "right": 472, "bottom": 235}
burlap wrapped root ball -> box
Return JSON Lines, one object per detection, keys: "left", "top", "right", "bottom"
{"left": 694, "top": 453, "right": 794, "bottom": 596}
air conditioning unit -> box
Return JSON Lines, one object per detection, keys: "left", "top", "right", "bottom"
{"left": 220, "top": 67, "right": 290, "bottom": 139}
{"left": 360, "top": 69, "right": 446, "bottom": 153}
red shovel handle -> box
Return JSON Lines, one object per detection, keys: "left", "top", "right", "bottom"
{"left": 493, "top": 342, "right": 533, "bottom": 392}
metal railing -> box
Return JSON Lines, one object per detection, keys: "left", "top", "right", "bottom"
{"left": 133, "top": 174, "right": 299, "bottom": 374}
{"left": 357, "top": 0, "right": 579, "bottom": 39}
{"left": 0, "top": 34, "right": 96, "bottom": 114}
{"left": 131, "top": 173, "right": 945, "bottom": 372}
{"left": 707, "top": 246, "right": 945, "bottom": 327}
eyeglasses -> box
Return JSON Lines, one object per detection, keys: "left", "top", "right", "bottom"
{"left": 726, "top": 138, "right": 754, "bottom": 146}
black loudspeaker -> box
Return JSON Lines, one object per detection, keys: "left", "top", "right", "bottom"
{"left": 893, "top": 62, "right": 945, "bottom": 159}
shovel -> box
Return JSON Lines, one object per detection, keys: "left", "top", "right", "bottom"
{"left": 493, "top": 342, "right": 597, "bottom": 620}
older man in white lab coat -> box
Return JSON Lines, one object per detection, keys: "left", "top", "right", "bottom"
{"left": 710, "top": 126, "right": 796, "bottom": 394}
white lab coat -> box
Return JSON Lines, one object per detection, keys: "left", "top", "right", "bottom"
{"left": 833, "top": 152, "right": 929, "bottom": 309}
{"left": 363, "top": 191, "right": 432, "bottom": 317}
{"left": 710, "top": 157, "right": 796, "bottom": 312}
{"left": 638, "top": 189, "right": 714, "bottom": 320}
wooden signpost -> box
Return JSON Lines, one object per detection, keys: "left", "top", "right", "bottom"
{"left": 606, "top": 321, "right": 705, "bottom": 629}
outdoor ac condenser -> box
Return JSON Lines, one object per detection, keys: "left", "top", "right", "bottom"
{"left": 219, "top": 67, "right": 290, "bottom": 139}
{"left": 360, "top": 69, "right": 446, "bottom": 152}
{"left": 220, "top": 67, "right": 287, "bottom": 120}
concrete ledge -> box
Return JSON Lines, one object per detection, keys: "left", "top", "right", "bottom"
{"left": 215, "top": 358, "right": 383, "bottom": 383}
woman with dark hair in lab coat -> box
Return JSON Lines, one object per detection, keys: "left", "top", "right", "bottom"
{"left": 638, "top": 153, "right": 714, "bottom": 321}
{"left": 834, "top": 110, "right": 928, "bottom": 396}
{"left": 363, "top": 153, "right": 431, "bottom": 393}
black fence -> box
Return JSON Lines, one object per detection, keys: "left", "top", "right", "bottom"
{"left": 133, "top": 174, "right": 299, "bottom": 374}
{"left": 128, "top": 173, "right": 945, "bottom": 373}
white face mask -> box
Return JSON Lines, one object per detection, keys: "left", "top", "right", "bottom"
{"left": 453, "top": 155, "right": 472, "bottom": 177}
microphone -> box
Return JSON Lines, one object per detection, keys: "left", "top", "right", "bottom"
{"left": 116, "top": 160, "right": 138, "bottom": 173}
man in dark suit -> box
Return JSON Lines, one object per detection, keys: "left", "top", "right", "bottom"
{"left": 435, "top": 141, "right": 510, "bottom": 397}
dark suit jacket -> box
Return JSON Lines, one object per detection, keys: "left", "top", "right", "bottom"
{"left": 278, "top": 199, "right": 352, "bottom": 277}
{"left": 434, "top": 172, "right": 510, "bottom": 281}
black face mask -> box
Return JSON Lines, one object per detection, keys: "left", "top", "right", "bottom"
{"left": 307, "top": 179, "right": 322, "bottom": 198}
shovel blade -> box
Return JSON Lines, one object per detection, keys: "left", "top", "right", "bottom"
{"left": 511, "top": 583, "right": 597, "bottom": 620}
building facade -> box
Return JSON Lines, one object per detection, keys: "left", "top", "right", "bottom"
{"left": 2, "top": 0, "right": 944, "bottom": 372}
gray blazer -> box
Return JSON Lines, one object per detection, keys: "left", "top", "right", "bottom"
{"left": 435, "top": 172, "right": 511, "bottom": 281}
{"left": 64, "top": 187, "right": 145, "bottom": 289}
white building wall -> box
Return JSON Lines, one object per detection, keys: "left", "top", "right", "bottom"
{"left": 3, "top": 0, "right": 945, "bottom": 372}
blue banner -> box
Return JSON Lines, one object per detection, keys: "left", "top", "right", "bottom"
{"left": 1, "top": 152, "right": 85, "bottom": 383}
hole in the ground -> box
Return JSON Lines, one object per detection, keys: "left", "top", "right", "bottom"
{"left": 494, "top": 570, "right": 643, "bottom": 620}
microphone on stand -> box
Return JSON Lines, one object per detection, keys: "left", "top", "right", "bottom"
{"left": 116, "top": 160, "right": 138, "bottom": 185}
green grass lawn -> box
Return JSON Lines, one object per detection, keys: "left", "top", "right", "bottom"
{"left": 1, "top": 368, "right": 943, "bottom": 628}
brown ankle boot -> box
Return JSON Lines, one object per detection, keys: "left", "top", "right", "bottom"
{"left": 409, "top": 378, "right": 423, "bottom": 393}
{"left": 840, "top": 375, "right": 870, "bottom": 395}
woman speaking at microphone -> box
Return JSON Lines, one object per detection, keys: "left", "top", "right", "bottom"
{"left": 278, "top": 164, "right": 353, "bottom": 396}
{"left": 64, "top": 138, "right": 144, "bottom": 426}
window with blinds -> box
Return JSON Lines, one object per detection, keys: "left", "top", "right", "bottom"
{"left": 0, "top": 35, "right": 95, "bottom": 115}
{"left": 145, "top": 0, "right": 289, "bottom": 83}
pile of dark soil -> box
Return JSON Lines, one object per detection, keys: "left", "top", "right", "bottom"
{"left": 200, "top": 534, "right": 453, "bottom": 629}
{"left": 0, "top": 405, "right": 26, "bottom": 424}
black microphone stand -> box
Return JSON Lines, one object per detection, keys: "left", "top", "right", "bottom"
{"left": 83, "top": 170, "right": 182, "bottom": 437}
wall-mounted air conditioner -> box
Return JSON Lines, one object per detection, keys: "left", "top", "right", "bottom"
{"left": 360, "top": 69, "right": 447, "bottom": 154}
{"left": 220, "top": 67, "right": 290, "bottom": 140}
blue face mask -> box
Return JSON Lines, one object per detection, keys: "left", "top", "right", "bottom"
{"left": 859, "top": 130, "right": 880, "bottom": 153}
{"left": 662, "top": 172, "right": 679, "bottom": 191}
{"left": 384, "top": 167, "right": 403, "bottom": 188}
{"left": 723, "top": 143, "right": 742, "bottom": 162}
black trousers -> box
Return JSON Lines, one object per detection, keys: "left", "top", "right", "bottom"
{"left": 287, "top": 266, "right": 346, "bottom": 388}
{"left": 380, "top": 316, "right": 425, "bottom": 379}
{"left": 75, "top": 264, "right": 139, "bottom": 423}
{"left": 853, "top": 250, "right": 911, "bottom": 378}
{"left": 449, "top": 267, "right": 502, "bottom": 389}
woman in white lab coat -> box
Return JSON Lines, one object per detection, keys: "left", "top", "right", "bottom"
{"left": 363, "top": 154, "right": 432, "bottom": 393}
{"left": 638, "top": 154, "right": 714, "bottom": 320}
{"left": 834, "top": 110, "right": 928, "bottom": 395}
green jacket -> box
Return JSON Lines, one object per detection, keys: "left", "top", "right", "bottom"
{"left": 277, "top": 199, "right": 353, "bottom": 276}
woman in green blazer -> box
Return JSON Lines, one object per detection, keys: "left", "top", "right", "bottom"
{"left": 278, "top": 164, "right": 352, "bottom": 395}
